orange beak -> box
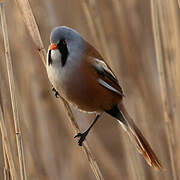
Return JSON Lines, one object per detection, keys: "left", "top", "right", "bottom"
{"left": 49, "top": 43, "right": 57, "bottom": 50}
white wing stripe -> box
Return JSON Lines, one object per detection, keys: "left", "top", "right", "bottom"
{"left": 98, "top": 78, "right": 121, "bottom": 95}
{"left": 94, "top": 59, "right": 116, "bottom": 79}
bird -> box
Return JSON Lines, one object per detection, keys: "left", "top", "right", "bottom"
{"left": 46, "top": 26, "right": 162, "bottom": 170}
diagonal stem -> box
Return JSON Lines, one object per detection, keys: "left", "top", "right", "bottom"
{"left": 15, "top": 0, "right": 104, "bottom": 179}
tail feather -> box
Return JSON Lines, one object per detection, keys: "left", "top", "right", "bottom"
{"left": 106, "top": 104, "right": 163, "bottom": 170}
{"left": 126, "top": 120, "right": 163, "bottom": 169}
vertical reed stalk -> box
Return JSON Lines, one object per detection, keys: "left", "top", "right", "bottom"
{"left": 0, "top": 105, "right": 18, "bottom": 180}
{"left": 82, "top": 0, "right": 112, "bottom": 66}
{"left": 15, "top": 0, "right": 104, "bottom": 179}
{"left": 0, "top": 3, "right": 27, "bottom": 180}
{"left": 151, "top": 0, "right": 179, "bottom": 179}
{"left": 2, "top": 144, "right": 10, "bottom": 180}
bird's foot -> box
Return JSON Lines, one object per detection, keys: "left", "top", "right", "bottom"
{"left": 52, "top": 87, "right": 60, "bottom": 98}
{"left": 74, "top": 131, "right": 88, "bottom": 146}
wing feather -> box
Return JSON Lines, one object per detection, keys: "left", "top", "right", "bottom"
{"left": 91, "top": 58, "right": 124, "bottom": 96}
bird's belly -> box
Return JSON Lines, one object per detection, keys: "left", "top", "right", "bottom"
{"left": 60, "top": 75, "right": 121, "bottom": 113}
{"left": 47, "top": 64, "right": 121, "bottom": 112}
{"left": 47, "top": 65, "right": 95, "bottom": 111}
{"left": 61, "top": 75, "right": 100, "bottom": 112}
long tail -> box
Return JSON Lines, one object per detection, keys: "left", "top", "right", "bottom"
{"left": 106, "top": 103, "right": 163, "bottom": 170}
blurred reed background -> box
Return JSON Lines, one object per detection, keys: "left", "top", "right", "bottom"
{"left": 0, "top": 0, "right": 180, "bottom": 180}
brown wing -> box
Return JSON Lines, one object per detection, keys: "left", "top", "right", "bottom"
{"left": 83, "top": 40, "right": 124, "bottom": 96}
{"left": 84, "top": 41, "right": 124, "bottom": 96}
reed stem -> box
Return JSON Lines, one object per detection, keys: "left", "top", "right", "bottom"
{"left": 0, "top": 105, "right": 18, "bottom": 180}
{"left": 0, "top": 3, "right": 27, "bottom": 180}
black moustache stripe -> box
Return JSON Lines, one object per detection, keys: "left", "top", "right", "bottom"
{"left": 57, "top": 40, "right": 69, "bottom": 67}
{"left": 48, "top": 50, "right": 52, "bottom": 66}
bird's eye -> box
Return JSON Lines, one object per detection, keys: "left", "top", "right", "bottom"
{"left": 62, "top": 40, "right": 66, "bottom": 45}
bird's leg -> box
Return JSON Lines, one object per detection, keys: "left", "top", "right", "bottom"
{"left": 52, "top": 87, "right": 60, "bottom": 98}
{"left": 74, "top": 113, "right": 102, "bottom": 146}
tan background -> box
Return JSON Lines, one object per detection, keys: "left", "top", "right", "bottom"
{"left": 0, "top": 0, "right": 180, "bottom": 179}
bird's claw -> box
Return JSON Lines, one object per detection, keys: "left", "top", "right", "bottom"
{"left": 74, "top": 132, "right": 87, "bottom": 146}
{"left": 52, "top": 87, "right": 60, "bottom": 98}
{"left": 74, "top": 133, "right": 82, "bottom": 138}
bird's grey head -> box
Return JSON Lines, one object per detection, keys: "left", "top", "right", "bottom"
{"left": 50, "top": 26, "right": 83, "bottom": 44}
{"left": 48, "top": 26, "right": 84, "bottom": 67}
